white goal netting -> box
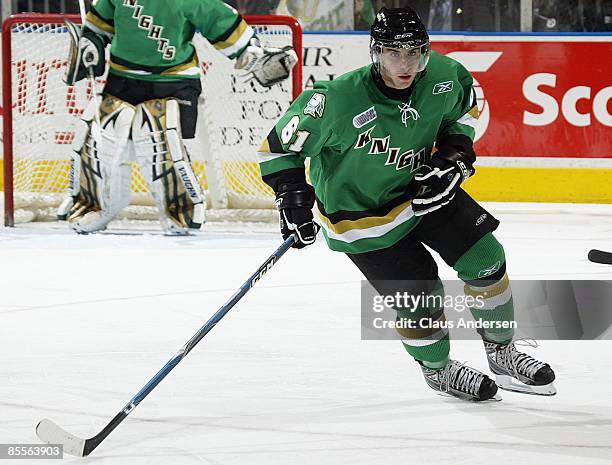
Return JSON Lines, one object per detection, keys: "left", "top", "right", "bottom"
{"left": 2, "top": 14, "right": 301, "bottom": 225}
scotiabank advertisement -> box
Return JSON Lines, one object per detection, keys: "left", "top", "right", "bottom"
{"left": 302, "top": 35, "right": 612, "bottom": 159}
{"left": 433, "top": 39, "right": 611, "bottom": 158}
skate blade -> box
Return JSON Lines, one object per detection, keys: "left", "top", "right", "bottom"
{"left": 436, "top": 391, "right": 503, "bottom": 402}
{"left": 495, "top": 375, "right": 557, "bottom": 396}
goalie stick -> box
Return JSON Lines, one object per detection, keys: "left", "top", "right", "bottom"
{"left": 36, "top": 234, "right": 296, "bottom": 457}
{"left": 588, "top": 249, "right": 612, "bottom": 265}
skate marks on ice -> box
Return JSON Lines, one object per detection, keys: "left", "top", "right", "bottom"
{"left": 12, "top": 339, "right": 606, "bottom": 465}
{"left": 452, "top": 402, "right": 612, "bottom": 463}
{"left": 4, "top": 395, "right": 610, "bottom": 464}
{"left": 1, "top": 203, "right": 612, "bottom": 464}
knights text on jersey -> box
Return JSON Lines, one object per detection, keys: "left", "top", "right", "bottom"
{"left": 85, "top": 0, "right": 254, "bottom": 82}
{"left": 258, "top": 52, "right": 479, "bottom": 254}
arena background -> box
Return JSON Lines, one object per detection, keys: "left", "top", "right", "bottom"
{"left": 1, "top": 0, "right": 610, "bottom": 204}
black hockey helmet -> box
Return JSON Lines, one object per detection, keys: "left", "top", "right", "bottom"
{"left": 370, "top": 7, "right": 430, "bottom": 73}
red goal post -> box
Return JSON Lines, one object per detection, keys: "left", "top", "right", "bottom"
{"left": 2, "top": 13, "right": 302, "bottom": 226}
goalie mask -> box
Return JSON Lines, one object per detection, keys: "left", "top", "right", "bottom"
{"left": 370, "top": 7, "right": 430, "bottom": 82}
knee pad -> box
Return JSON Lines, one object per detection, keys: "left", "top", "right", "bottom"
{"left": 132, "top": 98, "right": 205, "bottom": 233}
{"left": 67, "top": 95, "right": 135, "bottom": 233}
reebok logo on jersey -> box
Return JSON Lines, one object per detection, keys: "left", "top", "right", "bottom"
{"left": 353, "top": 106, "right": 377, "bottom": 128}
{"left": 476, "top": 213, "right": 487, "bottom": 226}
{"left": 304, "top": 93, "right": 326, "bottom": 118}
{"left": 433, "top": 81, "right": 454, "bottom": 94}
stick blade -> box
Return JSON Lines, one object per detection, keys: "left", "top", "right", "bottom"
{"left": 588, "top": 249, "right": 612, "bottom": 265}
{"left": 36, "top": 419, "right": 86, "bottom": 457}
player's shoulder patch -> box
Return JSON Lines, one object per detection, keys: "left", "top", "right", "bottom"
{"left": 304, "top": 92, "right": 326, "bottom": 118}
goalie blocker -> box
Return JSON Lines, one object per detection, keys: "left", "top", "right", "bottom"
{"left": 60, "top": 87, "right": 205, "bottom": 234}
{"left": 63, "top": 19, "right": 106, "bottom": 86}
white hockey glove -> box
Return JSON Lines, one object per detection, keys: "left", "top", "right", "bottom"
{"left": 411, "top": 148, "right": 474, "bottom": 216}
{"left": 235, "top": 38, "right": 298, "bottom": 88}
{"left": 64, "top": 20, "right": 106, "bottom": 86}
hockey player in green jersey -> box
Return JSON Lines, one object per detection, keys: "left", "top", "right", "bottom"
{"left": 259, "top": 7, "right": 556, "bottom": 401}
{"left": 59, "top": 0, "right": 297, "bottom": 234}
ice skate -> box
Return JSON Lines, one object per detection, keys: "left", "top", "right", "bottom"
{"left": 484, "top": 340, "right": 557, "bottom": 396}
{"left": 420, "top": 359, "right": 501, "bottom": 402}
{"left": 70, "top": 210, "right": 111, "bottom": 234}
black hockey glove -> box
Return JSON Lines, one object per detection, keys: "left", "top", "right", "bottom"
{"left": 411, "top": 147, "right": 474, "bottom": 217}
{"left": 275, "top": 183, "right": 320, "bottom": 249}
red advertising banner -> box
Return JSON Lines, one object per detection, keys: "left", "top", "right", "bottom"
{"left": 431, "top": 39, "right": 612, "bottom": 158}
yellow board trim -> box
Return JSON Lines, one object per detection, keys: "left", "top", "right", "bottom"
{"left": 1, "top": 164, "right": 611, "bottom": 204}
{"left": 463, "top": 167, "right": 612, "bottom": 203}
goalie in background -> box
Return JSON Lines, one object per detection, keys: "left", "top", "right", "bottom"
{"left": 59, "top": 0, "right": 297, "bottom": 234}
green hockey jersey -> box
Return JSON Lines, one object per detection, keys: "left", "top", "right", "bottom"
{"left": 258, "top": 51, "right": 479, "bottom": 254}
{"left": 85, "top": 0, "right": 253, "bottom": 81}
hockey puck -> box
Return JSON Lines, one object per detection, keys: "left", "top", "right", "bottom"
{"left": 588, "top": 249, "right": 612, "bottom": 265}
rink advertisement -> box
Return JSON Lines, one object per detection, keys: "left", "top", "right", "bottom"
{"left": 301, "top": 34, "right": 612, "bottom": 158}
{"left": 301, "top": 34, "right": 612, "bottom": 203}
{"left": 430, "top": 39, "right": 612, "bottom": 158}
{"left": 1, "top": 33, "right": 611, "bottom": 202}
{"left": 361, "top": 280, "right": 612, "bottom": 341}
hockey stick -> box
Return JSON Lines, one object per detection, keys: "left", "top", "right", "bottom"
{"left": 76, "top": 0, "right": 102, "bottom": 131}
{"left": 36, "top": 234, "right": 296, "bottom": 457}
{"left": 79, "top": 0, "right": 103, "bottom": 137}
{"left": 588, "top": 249, "right": 612, "bottom": 265}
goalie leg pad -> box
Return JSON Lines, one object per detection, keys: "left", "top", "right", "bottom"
{"left": 57, "top": 95, "right": 98, "bottom": 220}
{"left": 67, "top": 94, "right": 135, "bottom": 233}
{"left": 132, "top": 98, "right": 205, "bottom": 233}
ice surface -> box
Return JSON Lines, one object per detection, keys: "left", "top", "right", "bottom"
{"left": 1, "top": 203, "right": 611, "bottom": 464}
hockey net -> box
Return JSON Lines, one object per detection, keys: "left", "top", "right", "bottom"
{"left": 2, "top": 13, "right": 302, "bottom": 226}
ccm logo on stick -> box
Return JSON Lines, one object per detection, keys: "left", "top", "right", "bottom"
{"left": 251, "top": 257, "right": 276, "bottom": 287}
{"left": 523, "top": 73, "right": 612, "bottom": 127}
